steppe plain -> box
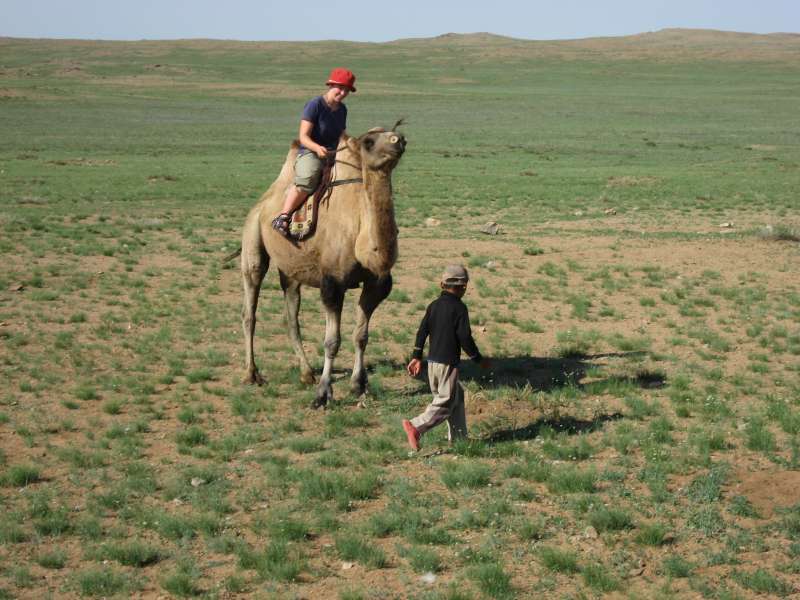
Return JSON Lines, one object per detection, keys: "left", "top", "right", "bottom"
{"left": 1, "top": 29, "right": 800, "bottom": 599}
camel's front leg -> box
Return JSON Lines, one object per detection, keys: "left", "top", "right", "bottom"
{"left": 351, "top": 274, "right": 392, "bottom": 398}
{"left": 314, "top": 276, "right": 345, "bottom": 409}
{"left": 279, "top": 272, "right": 315, "bottom": 385}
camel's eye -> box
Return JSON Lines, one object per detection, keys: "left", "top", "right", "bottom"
{"left": 363, "top": 136, "right": 375, "bottom": 151}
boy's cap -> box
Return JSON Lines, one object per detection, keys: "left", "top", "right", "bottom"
{"left": 441, "top": 264, "right": 469, "bottom": 285}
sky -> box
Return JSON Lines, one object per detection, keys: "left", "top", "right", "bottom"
{"left": 0, "top": 0, "right": 797, "bottom": 42}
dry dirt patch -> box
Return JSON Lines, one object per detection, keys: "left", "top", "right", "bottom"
{"left": 729, "top": 470, "right": 800, "bottom": 518}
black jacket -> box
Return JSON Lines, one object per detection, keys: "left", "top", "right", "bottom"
{"left": 411, "top": 292, "right": 482, "bottom": 366}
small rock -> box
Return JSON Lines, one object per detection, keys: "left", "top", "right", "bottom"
{"left": 604, "top": 208, "right": 617, "bottom": 215}
{"left": 628, "top": 566, "right": 645, "bottom": 577}
{"left": 420, "top": 572, "right": 437, "bottom": 585}
{"left": 479, "top": 221, "right": 500, "bottom": 235}
{"left": 172, "top": 498, "right": 183, "bottom": 506}
{"left": 573, "top": 210, "right": 583, "bottom": 217}
{"left": 424, "top": 217, "right": 441, "bottom": 227}
{"left": 719, "top": 222, "right": 734, "bottom": 228}
{"left": 485, "top": 261, "right": 497, "bottom": 269}
{"left": 583, "top": 526, "right": 598, "bottom": 539}
{"left": 190, "top": 477, "right": 205, "bottom": 487}
{"left": 9, "top": 283, "right": 24, "bottom": 292}
{"left": 341, "top": 561, "right": 355, "bottom": 570}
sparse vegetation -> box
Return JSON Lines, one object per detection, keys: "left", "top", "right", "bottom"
{"left": 1, "top": 31, "right": 798, "bottom": 598}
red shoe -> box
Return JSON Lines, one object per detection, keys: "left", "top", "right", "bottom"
{"left": 402, "top": 420, "right": 420, "bottom": 451}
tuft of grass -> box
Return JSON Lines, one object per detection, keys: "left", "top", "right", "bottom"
{"left": 176, "top": 425, "right": 208, "bottom": 447}
{"left": 35, "top": 549, "right": 67, "bottom": 569}
{"left": 582, "top": 562, "right": 620, "bottom": 592}
{"left": 468, "top": 562, "right": 513, "bottom": 599}
{"left": 588, "top": 507, "right": 634, "bottom": 532}
{"left": 335, "top": 534, "right": 387, "bottom": 568}
{"left": 554, "top": 328, "right": 600, "bottom": 357}
{"left": 744, "top": 419, "right": 776, "bottom": 452}
{"left": 100, "top": 541, "right": 165, "bottom": 567}
{"left": 186, "top": 368, "right": 214, "bottom": 383}
{"left": 237, "top": 540, "right": 304, "bottom": 582}
{"left": 546, "top": 466, "right": 597, "bottom": 494}
{"left": 3, "top": 464, "right": 41, "bottom": 487}
{"left": 662, "top": 555, "right": 693, "bottom": 578}
{"left": 732, "top": 568, "right": 793, "bottom": 596}
{"left": 0, "top": 522, "right": 29, "bottom": 544}
{"left": 538, "top": 546, "right": 580, "bottom": 573}
{"left": 287, "top": 436, "right": 326, "bottom": 454}
{"left": 729, "top": 495, "right": 760, "bottom": 518}
{"left": 74, "top": 568, "right": 134, "bottom": 597}
{"left": 403, "top": 545, "right": 442, "bottom": 573}
{"left": 161, "top": 566, "right": 202, "bottom": 598}
{"left": 635, "top": 522, "right": 670, "bottom": 546}
{"left": 760, "top": 223, "right": 800, "bottom": 242}
{"left": 441, "top": 461, "right": 491, "bottom": 490}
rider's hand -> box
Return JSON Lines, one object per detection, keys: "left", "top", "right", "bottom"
{"left": 315, "top": 146, "right": 328, "bottom": 159}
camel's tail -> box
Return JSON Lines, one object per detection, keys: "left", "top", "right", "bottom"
{"left": 222, "top": 247, "right": 242, "bottom": 265}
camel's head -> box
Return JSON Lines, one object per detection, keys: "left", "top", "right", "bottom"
{"left": 348, "top": 122, "right": 407, "bottom": 171}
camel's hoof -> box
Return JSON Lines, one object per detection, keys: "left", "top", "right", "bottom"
{"left": 350, "top": 373, "right": 368, "bottom": 397}
{"left": 244, "top": 371, "right": 265, "bottom": 386}
{"left": 349, "top": 383, "right": 367, "bottom": 398}
{"left": 300, "top": 370, "right": 316, "bottom": 385}
{"left": 313, "top": 386, "right": 333, "bottom": 409}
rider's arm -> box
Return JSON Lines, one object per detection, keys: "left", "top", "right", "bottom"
{"left": 299, "top": 120, "right": 326, "bottom": 158}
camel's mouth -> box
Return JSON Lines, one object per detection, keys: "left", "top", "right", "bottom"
{"left": 391, "top": 134, "right": 406, "bottom": 153}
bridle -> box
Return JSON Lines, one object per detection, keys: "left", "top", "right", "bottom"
{"left": 329, "top": 142, "right": 363, "bottom": 188}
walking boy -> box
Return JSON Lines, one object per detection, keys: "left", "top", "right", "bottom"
{"left": 402, "top": 265, "right": 489, "bottom": 451}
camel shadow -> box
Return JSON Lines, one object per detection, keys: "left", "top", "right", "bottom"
{"left": 484, "top": 412, "right": 624, "bottom": 444}
{"left": 459, "top": 352, "right": 665, "bottom": 393}
{"left": 456, "top": 352, "right": 662, "bottom": 444}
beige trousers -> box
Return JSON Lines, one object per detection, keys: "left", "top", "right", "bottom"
{"left": 410, "top": 361, "right": 467, "bottom": 441}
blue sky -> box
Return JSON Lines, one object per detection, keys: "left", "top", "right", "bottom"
{"left": 1, "top": 0, "right": 797, "bottom": 42}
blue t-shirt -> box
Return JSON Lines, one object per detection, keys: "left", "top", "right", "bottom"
{"left": 299, "top": 96, "right": 347, "bottom": 153}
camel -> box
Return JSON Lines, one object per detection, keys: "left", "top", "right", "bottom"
{"left": 238, "top": 124, "right": 407, "bottom": 408}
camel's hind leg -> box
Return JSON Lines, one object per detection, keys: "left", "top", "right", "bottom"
{"left": 314, "top": 275, "right": 345, "bottom": 409}
{"left": 241, "top": 219, "right": 269, "bottom": 385}
{"left": 279, "top": 271, "right": 316, "bottom": 385}
{"left": 351, "top": 274, "right": 393, "bottom": 398}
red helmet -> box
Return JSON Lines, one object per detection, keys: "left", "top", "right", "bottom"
{"left": 326, "top": 67, "right": 356, "bottom": 93}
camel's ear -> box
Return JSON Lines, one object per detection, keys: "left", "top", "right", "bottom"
{"left": 366, "top": 127, "right": 385, "bottom": 133}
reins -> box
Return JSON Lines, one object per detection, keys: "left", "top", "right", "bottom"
{"left": 325, "top": 144, "right": 364, "bottom": 188}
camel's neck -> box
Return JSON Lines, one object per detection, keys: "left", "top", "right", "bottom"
{"left": 355, "top": 168, "right": 398, "bottom": 277}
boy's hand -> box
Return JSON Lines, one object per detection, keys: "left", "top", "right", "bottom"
{"left": 407, "top": 358, "right": 422, "bottom": 377}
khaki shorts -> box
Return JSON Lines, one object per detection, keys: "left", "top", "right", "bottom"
{"left": 294, "top": 151, "right": 323, "bottom": 193}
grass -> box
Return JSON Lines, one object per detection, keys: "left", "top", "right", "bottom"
{"left": 2, "top": 464, "right": 41, "bottom": 487}
{"left": 335, "top": 534, "right": 388, "bottom": 568}
{"left": 538, "top": 546, "right": 580, "bottom": 573}
{"left": 1, "top": 31, "right": 799, "bottom": 598}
